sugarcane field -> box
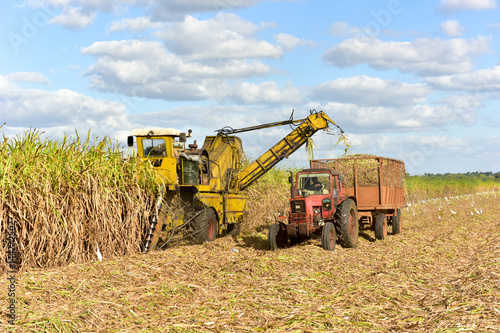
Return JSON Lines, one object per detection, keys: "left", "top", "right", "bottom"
{"left": 1, "top": 130, "right": 499, "bottom": 332}
{"left": 5, "top": 1, "right": 500, "bottom": 332}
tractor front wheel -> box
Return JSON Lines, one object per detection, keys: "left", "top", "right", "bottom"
{"left": 321, "top": 222, "right": 336, "bottom": 251}
{"left": 268, "top": 223, "right": 288, "bottom": 250}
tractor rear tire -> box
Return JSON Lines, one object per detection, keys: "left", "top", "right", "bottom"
{"left": 374, "top": 213, "right": 387, "bottom": 240}
{"left": 321, "top": 222, "right": 336, "bottom": 251}
{"left": 390, "top": 209, "right": 402, "bottom": 235}
{"left": 268, "top": 223, "right": 288, "bottom": 250}
{"left": 335, "top": 199, "right": 359, "bottom": 248}
{"left": 192, "top": 209, "right": 218, "bottom": 244}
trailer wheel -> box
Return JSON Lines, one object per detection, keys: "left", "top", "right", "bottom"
{"left": 390, "top": 209, "right": 402, "bottom": 235}
{"left": 268, "top": 223, "right": 288, "bottom": 250}
{"left": 374, "top": 213, "right": 387, "bottom": 240}
{"left": 192, "top": 209, "right": 218, "bottom": 244}
{"left": 336, "top": 199, "right": 359, "bottom": 248}
{"left": 321, "top": 222, "right": 336, "bottom": 251}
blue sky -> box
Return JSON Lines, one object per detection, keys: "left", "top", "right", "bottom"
{"left": 1, "top": 0, "right": 500, "bottom": 174}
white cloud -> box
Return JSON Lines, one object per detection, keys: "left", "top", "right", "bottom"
{"left": 311, "top": 100, "right": 478, "bottom": 134}
{"left": 311, "top": 76, "right": 431, "bottom": 107}
{"left": 152, "top": 0, "right": 262, "bottom": 21}
{"left": 329, "top": 22, "right": 358, "bottom": 37}
{"left": 24, "top": 0, "right": 265, "bottom": 29}
{"left": 82, "top": 40, "right": 288, "bottom": 102}
{"left": 108, "top": 17, "right": 165, "bottom": 33}
{"left": 439, "top": 0, "right": 497, "bottom": 12}
{"left": 156, "top": 14, "right": 283, "bottom": 60}
{"left": 0, "top": 74, "right": 130, "bottom": 138}
{"left": 273, "top": 33, "right": 314, "bottom": 50}
{"left": 440, "top": 20, "right": 465, "bottom": 37}
{"left": 48, "top": 7, "right": 97, "bottom": 30}
{"left": 425, "top": 65, "right": 500, "bottom": 95}
{"left": 323, "top": 36, "right": 492, "bottom": 76}
{"left": 228, "top": 81, "right": 303, "bottom": 105}
{"left": 5, "top": 72, "right": 50, "bottom": 84}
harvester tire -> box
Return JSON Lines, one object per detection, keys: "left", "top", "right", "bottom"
{"left": 192, "top": 209, "right": 218, "bottom": 244}
{"left": 374, "top": 213, "right": 387, "bottom": 240}
{"left": 390, "top": 209, "right": 402, "bottom": 235}
{"left": 268, "top": 223, "right": 288, "bottom": 250}
{"left": 321, "top": 222, "right": 336, "bottom": 251}
{"left": 335, "top": 198, "right": 359, "bottom": 248}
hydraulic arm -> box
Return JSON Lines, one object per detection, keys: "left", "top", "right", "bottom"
{"left": 234, "top": 111, "right": 341, "bottom": 191}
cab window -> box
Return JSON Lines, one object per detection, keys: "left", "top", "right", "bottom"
{"left": 142, "top": 138, "right": 167, "bottom": 157}
{"left": 297, "top": 173, "right": 331, "bottom": 194}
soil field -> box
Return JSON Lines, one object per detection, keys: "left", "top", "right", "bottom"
{"left": 1, "top": 192, "right": 499, "bottom": 332}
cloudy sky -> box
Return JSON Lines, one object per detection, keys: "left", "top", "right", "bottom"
{"left": 1, "top": 0, "right": 500, "bottom": 174}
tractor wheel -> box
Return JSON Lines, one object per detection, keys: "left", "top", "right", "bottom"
{"left": 335, "top": 199, "right": 359, "bottom": 248}
{"left": 390, "top": 209, "right": 402, "bottom": 235}
{"left": 268, "top": 223, "right": 288, "bottom": 250}
{"left": 374, "top": 213, "right": 387, "bottom": 240}
{"left": 192, "top": 209, "right": 218, "bottom": 244}
{"left": 321, "top": 222, "right": 336, "bottom": 251}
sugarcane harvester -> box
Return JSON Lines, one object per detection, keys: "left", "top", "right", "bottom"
{"left": 127, "top": 110, "right": 342, "bottom": 252}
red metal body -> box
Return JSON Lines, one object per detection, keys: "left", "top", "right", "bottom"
{"left": 286, "top": 169, "right": 345, "bottom": 240}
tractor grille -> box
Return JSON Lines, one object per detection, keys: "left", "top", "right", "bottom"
{"left": 291, "top": 200, "right": 305, "bottom": 214}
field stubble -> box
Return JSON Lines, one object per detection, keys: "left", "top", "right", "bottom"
{"left": 1, "top": 191, "right": 499, "bottom": 332}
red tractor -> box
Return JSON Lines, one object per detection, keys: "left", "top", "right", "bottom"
{"left": 268, "top": 156, "right": 405, "bottom": 251}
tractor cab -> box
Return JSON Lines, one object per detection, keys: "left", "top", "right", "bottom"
{"left": 288, "top": 169, "right": 344, "bottom": 232}
{"left": 294, "top": 169, "right": 342, "bottom": 197}
{"left": 128, "top": 128, "right": 191, "bottom": 185}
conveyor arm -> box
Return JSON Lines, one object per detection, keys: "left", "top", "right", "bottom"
{"left": 236, "top": 111, "right": 340, "bottom": 191}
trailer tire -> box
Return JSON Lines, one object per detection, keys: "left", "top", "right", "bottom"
{"left": 374, "top": 213, "right": 387, "bottom": 240}
{"left": 192, "top": 209, "right": 218, "bottom": 244}
{"left": 336, "top": 198, "right": 359, "bottom": 248}
{"left": 268, "top": 223, "right": 288, "bottom": 250}
{"left": 321, "top": 222, "right": 336, "bottom": 251}
{"left": 391, "top": 209, "right": 402, "bottom": 235}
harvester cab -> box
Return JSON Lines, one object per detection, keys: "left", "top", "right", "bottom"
{"left": 128, "top": 128, "right": 200, "bottom": 186}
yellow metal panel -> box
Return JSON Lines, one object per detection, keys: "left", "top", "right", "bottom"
{"left": 194, "top": 193, "right": 224, "bottom": 217}
{"left": 224, "top": 194, "right": 249, "bottom": 224}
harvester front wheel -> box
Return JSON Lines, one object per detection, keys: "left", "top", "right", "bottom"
{"left": 336, "top": 199, "right": 359, "bottom": 248}
{"left": 268, "top": 223, "right": 288, "bottom": 250}
{"left": 390, "top": 209, "right": 402, "bottom": 235}
{"left": 321, "top": 222, "right": 336, "bottom": 251}
{"left": 374, "top": 213, "right": 387, "bottom": 240}
{"left": 192, "top": 209, "right": 218, "bottom": 244}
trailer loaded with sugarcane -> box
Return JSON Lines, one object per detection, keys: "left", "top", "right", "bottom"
{"left": 268, "top": 155, "right": 406, "bottom": 251}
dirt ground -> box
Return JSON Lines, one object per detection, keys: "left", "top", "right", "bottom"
{"left": 1, "top": 192, "right": 499, "bottom": 332}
